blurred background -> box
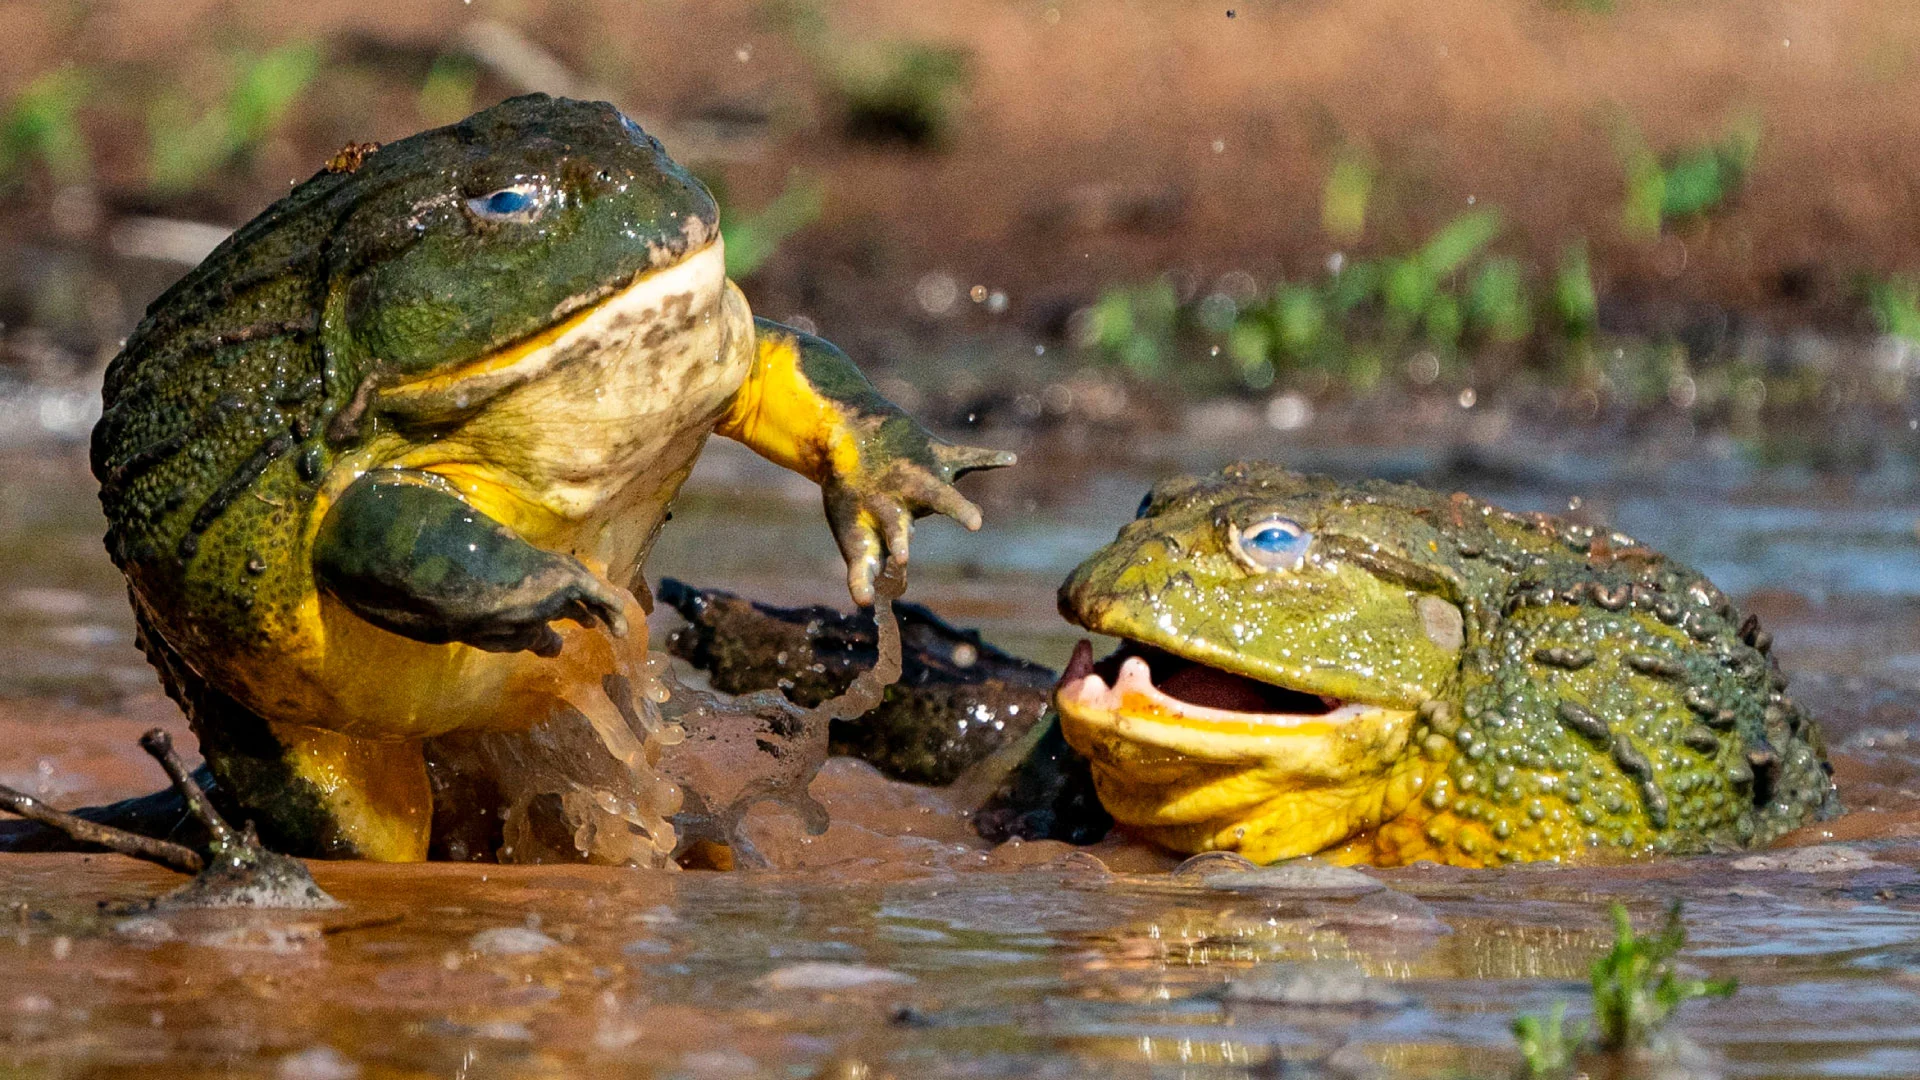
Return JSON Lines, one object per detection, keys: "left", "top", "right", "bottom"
{"left": 3, "top": 1, "right": 1918, "bottom": 449}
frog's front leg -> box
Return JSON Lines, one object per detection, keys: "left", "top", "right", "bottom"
{"left": 313, "top": 470, "right": 628, "bottom": 656}
{"left": 717, "top": 318, "right": 1016, "bottom": 604}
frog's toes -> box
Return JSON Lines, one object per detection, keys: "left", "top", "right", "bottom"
{"left": 935, "top": 443, "right": 1019, "bottom": 479}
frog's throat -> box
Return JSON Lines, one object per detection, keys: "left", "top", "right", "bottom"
{"left": 379, "top": 237, "right": 728, "bottom": 418}
{"left": 1054, "top": 643, "right": 1434, "bottom": 865}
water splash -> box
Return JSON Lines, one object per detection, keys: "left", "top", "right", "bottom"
{"left": 424, "top": 568, "right": 908, "bottom": 868}
{"left": 661, "top": 566, "right": 908, "bottom": 868}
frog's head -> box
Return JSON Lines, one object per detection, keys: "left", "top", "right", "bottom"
{"left": 328, "top": 94, "right": 727, "bottom": 414}
{"left": 1054, "top": 461, "right": 1473, "bottom": 863}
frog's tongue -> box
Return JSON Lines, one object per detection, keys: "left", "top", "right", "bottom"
{"left": 1060, "top": 639, "right": 1341, "bottom": 722}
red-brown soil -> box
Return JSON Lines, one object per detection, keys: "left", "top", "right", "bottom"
{"left": 2, "top": 0, "right": 1916, "bottom": 356}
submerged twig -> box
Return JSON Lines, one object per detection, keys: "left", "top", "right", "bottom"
{"left": 138, "top": 729, "right": 237, "bottom": 850}
{"left": 0, "top": 782, "right": 205, "bottom": 873}
{"left": 0, "top": 728, "right": 339, "bottom": 909}
{"left": 132, "top": 728, "right": 341, "bottom": 910}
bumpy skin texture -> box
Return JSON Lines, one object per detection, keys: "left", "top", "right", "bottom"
{"left": 1056, "top": 462, "right": 1839, "bottom": 866}
{"left": 90, "top": 94, "right": 1008, "bottom": 861}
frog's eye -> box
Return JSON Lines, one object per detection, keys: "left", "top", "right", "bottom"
{"left": 1135, "top": 492, "right": 1155, "bottom": 520}
{"left": 466, "top": 184, "right": 546, "bottom": 223}
{"left": 1230, "top": 516, "right": 1311, "bottom": 572}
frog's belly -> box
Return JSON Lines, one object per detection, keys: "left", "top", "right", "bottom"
{"left": 395, "top": 245, "right": 753, "bottom": 584}
{"left": 296, "top": 594, "right": 652, "bottom": 740}
{"left": 247, "top": 251, "right": 757, "bottom": 739}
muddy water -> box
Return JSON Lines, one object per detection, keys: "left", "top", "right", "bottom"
{"left": 3, "top": 422, "right": 1920, "bottom": 1078}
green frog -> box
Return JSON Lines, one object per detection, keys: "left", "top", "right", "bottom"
{"left": 89, "top": 94, "right": 1011, "bottom": 862}
{"left": 666, "top": 462, "right": 1841, "bottom": 866}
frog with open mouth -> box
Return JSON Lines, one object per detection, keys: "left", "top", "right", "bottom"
{"left": 666, "top": 461, "right": 1841, "bottom": 867}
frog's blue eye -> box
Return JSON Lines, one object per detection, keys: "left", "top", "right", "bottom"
{"left": 1135, "top": 492, "right": 1154, "bottom": 519}
{"left": 1232, "top": 517, "right": 1311, "bottom": 571}
{"left": 467, "top": 184, "right": 543, "bottom": 222}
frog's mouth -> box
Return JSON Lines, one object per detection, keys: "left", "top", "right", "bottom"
{"left": 1053, "top": 634, "right": 1417, "bottom": 776}
{"left": 380, "top": 238, "right": 729, "bottom": 419}
{"left": 1058, "top": 639, "right": 1360, "bottom": 730}
{"left": 1053, "top": 636, "right": 1424, "bottom": 862}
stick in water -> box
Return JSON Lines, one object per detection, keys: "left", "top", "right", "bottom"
{"left": 0, "top": 783, "right": 205, "bottom": 874}
{"left": 138, "top": 729, "right": 241, "bottom": 853}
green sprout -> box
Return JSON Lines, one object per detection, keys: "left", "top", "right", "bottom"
{"left": 148, "top": 41, "right": 321, "bottom": 194}
{"left": 1381, "top": 209, "right": 1503, "bottom": 344}
{"left": 1552, "top": 241, "right": 1598, "bottom": 343}
{"left": 419, "top": 53, "right": 481, "bottom": 127}
{"left": 1467, "top": 256, "right": 1532, "bottom": 344}
{"left": 719, "top": 174, "right": 826, "bottom": 279}
{"left": 1512, "top": 1001, "right": 1584, "bottom": 1079}
{"left": 1866, "top": 274, "right": 1920, "bottom": 347}
{"left": 0, "top": 68, "right": 92, "bottom": 189}
{"left": 1590, "top": 902, "right": 1736, "bottom": 1052}
{"left": 1513, "top": 902, "right": 1735, "bottom": 1079}
{"left": 1621, "top": 116, "right": 1761, "bottom": 237}
{"left": 1081, "top": 278, "right": 1181, "bottom": 380}
{"left": 1321, "top": 148, "right": 1375, "bottom": 243}
{"left": 834, "top": 42, "right": 970, "bottom": 148}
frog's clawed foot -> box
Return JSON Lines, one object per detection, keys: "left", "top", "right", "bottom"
{"left": 459, "top": 561, "right": 630, "bottom": 657}
{"left": 826, "top": 440, "right": 1016, "bottom": 606}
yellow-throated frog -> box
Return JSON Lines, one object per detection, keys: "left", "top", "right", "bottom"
{"left": 663, "top": 462, "right": 1840, "bottom": 866}
{"left": 87, "top": 95, "right": 1012, "bottom": 862}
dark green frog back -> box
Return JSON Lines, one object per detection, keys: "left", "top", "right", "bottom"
{"left": 92, "top": 94, "right": 717, "bottom": 657}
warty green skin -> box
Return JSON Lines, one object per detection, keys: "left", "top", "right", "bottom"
{"left": 91, "top": 94, "right": 712, "bottom": 658}
{"left": 1058, "top": 462, "right": 1838, "bottom": 862}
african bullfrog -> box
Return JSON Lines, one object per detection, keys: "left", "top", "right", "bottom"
{"left": 88, "top": 94, "right": 1011, "bottom": 862}
{"left": 665, "top": 462, "right": 1841, "bottom": 867}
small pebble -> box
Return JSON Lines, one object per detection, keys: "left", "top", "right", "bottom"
{"left": 469, "top": 926, "right": 559, "bottom": 956}
{"left": 756, "top": 962, "right": 917, "bottom": 991}
{"left": 1731, "top": 844, "right": 1892, "bottom": 873}
{"left": 113, "top": 916, "right": 178, "bottom": 943}
{"left": 472, "top": 1020, "right": 533, "bottom": 1041}
{"left": 679, "top": 1048, "right": 759, "bottom": 1078}
{"left": 1202, "top": 858, "right": 1385, "bottom": 896}
{"left": 1217, "top": 961, "right": 1414, "bottom": 1009}
{"left": 276, "top": 1045, "right": 361, "bottom": 1080}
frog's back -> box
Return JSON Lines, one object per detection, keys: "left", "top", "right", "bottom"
{"left": 1375, "top": 481, "right": 1839, "bottom": 862}
{"left": 92, "top": 166, "right": 357, "bottom": 656}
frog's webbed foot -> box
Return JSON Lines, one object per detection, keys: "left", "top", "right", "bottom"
{"left": 826, "top": 435, "right": 1018, "bottom": 605}
{"left": 720, "top": 318, "right": 1015, "bottom": 606}
{"left": 135, "top": 730, "right": 340, "bottom": 911}
{"left": 314, "top": 470, "right": 627, "bottom": 656}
